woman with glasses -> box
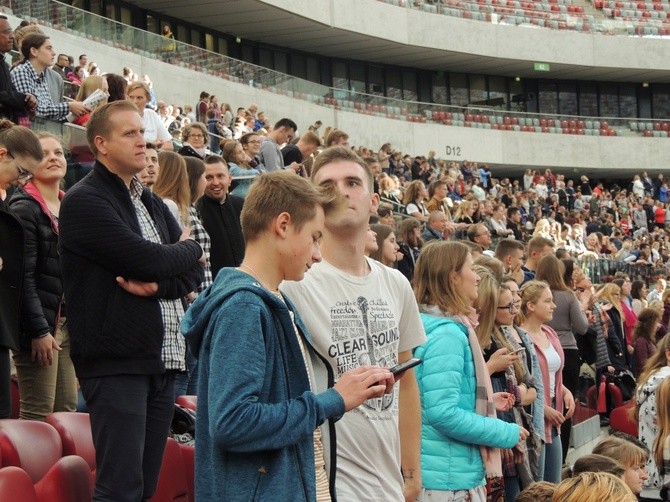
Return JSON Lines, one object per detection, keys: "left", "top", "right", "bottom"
{"left": 126, "top": 82, "right": 174, "bottom": 151}
{"left": 178, "top": 122, "right": 210, "bottom": 160}
{"left": 535, "top": 254, "right": 588, "bottom": 463}
{"left": 9, "top": 132, "right": 77, "bottom": 420}
{"left": 0, "top": 121, "right": 43, "bottom": 419}
{"left": 412, "top": 241, "right": 527, "bottom": 501}
{"left": 240, "top": 132, "right": 266, "bottom": 172}
{"left": 518, "top": 280, "right": 575, "bottom": 484}
{"left": 476, "top": 266, "right": 539, "bottom": 501}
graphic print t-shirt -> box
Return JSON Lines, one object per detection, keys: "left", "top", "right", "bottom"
{"left": 281, "top": 258, "right": 426, "bottom": 502}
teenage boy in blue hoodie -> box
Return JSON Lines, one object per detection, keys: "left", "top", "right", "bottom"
{"left": 181, "top": 170, "right": 394, "bottom": 502}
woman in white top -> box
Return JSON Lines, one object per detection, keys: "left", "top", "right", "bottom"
{"left": 518, "top": 280, "right": 575, "bottom": 484}
{"left": 632, "top": 175, "right": 645, "bottom": 200}
{"left": 402, "top": 180, "right": 429, "bottom": 222}
{"left": 126, "top": 82, "right": 173, "bottom": 150}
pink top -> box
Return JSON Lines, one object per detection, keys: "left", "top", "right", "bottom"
{"left": 533, "top": 325, "right": 565, "bottom": 444}
{"left": 620, "top": 301, "right": 638, "bottom": 346}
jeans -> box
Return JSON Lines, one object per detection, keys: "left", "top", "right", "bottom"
{"left": 539, "top": 428, "right": 563, "bottom": 484}
{"left": 12, "top": 318, "right": 77, "bottom": 421}
{"left": 80, "top": 372, "right": 175, "bottom": 502}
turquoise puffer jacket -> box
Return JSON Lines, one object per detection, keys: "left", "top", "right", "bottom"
{"left": 414, "top": 314, "right": 520, "bottom": 491}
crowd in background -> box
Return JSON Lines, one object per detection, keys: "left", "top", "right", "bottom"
{"left": 6, "top": 15, "right": 670, "bottom": 502}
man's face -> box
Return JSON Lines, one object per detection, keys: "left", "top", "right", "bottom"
{"left": 0, "top": 20, "right": 12, "bottom": 54}
{"left": 56, "top": 54, "right": 69, "bottom": 67}
{"left": 140, "top": 148, "right": 158, "bottom": 187}
{"left": 283, "top": 206, "right": 324, "bottom": 282}
{"left": 313, "top": 160, "right": 377, "bottom": 231}
{"left": 510, "top": 211, "right": 521, "bottom": 223}
{"left": 79, "top": 55, "right": 88, "bottom": 66}
{"left": 430, "top": 213, "right": 448, "bottom": 233}
{"left": 508, "top": 249, "right": 524, "bottom": 272}
{"left": 96, "top": 110, "right": 146, "bottom": 177}
{"left": 332, "top": 135, "right": 349, "bottom": 147}
{"left": 434, "top": 184, "right": 447, "bottom": 199}
{"left": 277, "top": 127, "right": 295, "bottom": 145}
{"left": 473, "top": 225, "right": 492, "bottom": 249}
{"left": 204, "top": 161, "right": 231, "bottom": 202}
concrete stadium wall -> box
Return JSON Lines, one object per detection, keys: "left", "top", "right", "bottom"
{"left": 263, "top": 0, "right": 670, "bottom": 72}
{"left": 16, "top": 14, "right": 670, "bottom": 172}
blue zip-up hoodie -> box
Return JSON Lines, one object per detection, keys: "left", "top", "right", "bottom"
{"left": 181, "top": 269, "right": 345, "bottom": 502}
{"left": 414, "top": 314, "right": 520, "bottom": 491}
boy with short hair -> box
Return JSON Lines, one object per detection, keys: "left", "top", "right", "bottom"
{"left": 181, "top": 171, "right": 393, "bottom": 502}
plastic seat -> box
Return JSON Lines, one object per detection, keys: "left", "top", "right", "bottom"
{"left": 147, "top": 438, "right": 189, "bottom": 502}
{"left": 45, "top": 412, "right": 96, "bottom": 490}
{"left": 0, "top": 420, "right": 92, "bottom": 502}
{"left": 610, "top": 401, "right": 638, "bottom": 436}
{"left": 0, "top": 466, "right": 37, "bottom": 502}
{"left": 179, "top": 444, "right": 195, "bottom": 502}
{"left": 176, "top": 395, "right": 197, "bottom": 412}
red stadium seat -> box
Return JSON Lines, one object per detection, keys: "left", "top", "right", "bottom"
{"left": 147, "top": 438, "right": 189, "bottom": 502}
{"left": 45, "top": 412, "right": 96, "bottom": 490}
{"left": 0, "top": 420, "right": 92, "bottom": 502}
{"left": 610, "top": 401, "right": 638, "bottom": 436}
{"left": 179, "top": 444, "right": 195, "bottom": 502}
{"left": 0, "top": 466, "right": 37, "bottom": 502}
{"left": 175, "top": 395, "right": 197, "bottom": 412}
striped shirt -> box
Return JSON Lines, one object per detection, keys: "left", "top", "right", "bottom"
{"left": 130, "top": 177, "right": 186, "bottom": 371}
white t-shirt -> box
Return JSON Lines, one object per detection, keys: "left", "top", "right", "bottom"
{"left": 545, "top": 342, "right": 561, "bottom": 400}
{"left": 281, "top": 258, "right": 426, "bottom": 502}
{"left": 142, "top": 108, "right": 172, "bottom": 143}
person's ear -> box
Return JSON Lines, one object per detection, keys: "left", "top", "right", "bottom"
{"left": 274, "top": 211, "right": 291, "bottom": 238}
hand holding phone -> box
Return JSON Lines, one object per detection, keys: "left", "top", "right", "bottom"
{"left": 389, "top": 357, "right": 422, "bottom": 377}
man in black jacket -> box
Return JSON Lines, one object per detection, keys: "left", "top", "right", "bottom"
{"left": 0, "top": 16, "right": 36, "bottom": 120}
{"left": 59, "top": 101, "right": 204, "bottom": 502}
{"left": 195, "top": 155, "right": 244, "bottom": 278}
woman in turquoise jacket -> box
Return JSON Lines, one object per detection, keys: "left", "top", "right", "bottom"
{"left": 413, "top": 241, "right": 525, "bottom": 500}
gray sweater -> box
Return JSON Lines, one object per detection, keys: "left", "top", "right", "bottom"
{"left": 546, "top": 289, "right": 589, "bottom": 350}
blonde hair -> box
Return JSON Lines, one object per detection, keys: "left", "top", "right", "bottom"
{"left": 516, "top": 481, "right": 556, "bottom": 502}
{"left": 75, "top": 75, "right": 107, "bottom": 103}
{"left": 474, "top": 264, "right": 499, "bottom": 350}
{"left": 653, "top": 376, "right": 670, "bottom": 467}
{"left": 454, "top": 199, "right": 474, "bottom": 221}
{"left": 402, "top": 180, "right": 426, "bottom": 206}
{"left": 413, "top": 241, "right": 473, "bottom": 316}
{"left": 552, "top": 472, "right": 636, "bottom": 502}
{"left": 596, "top": 283, "right": 623, "bottom": 316}
{"left": 516, "top": 280, "right": 551, "bottom": 325}
{"left": 153, "top": 151, "right": 190, "bottom": 225}
{"left": 592, "top": 436, "right": 648, "bottom": 471}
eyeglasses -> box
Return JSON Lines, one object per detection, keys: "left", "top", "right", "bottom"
{"left": 8, "top": 153, "right": 33, "bottom": 183}
{"left": 0, "top": 29, "right": 13, "bottom": 36}
{"left": 188, "top": 134, "right": 204, "bottom": 139}
{"left": 246, "top": 140, "right": 262, "bottom": 145}
{"left": 497, "top": 303, "right": 517, "bottom": 313}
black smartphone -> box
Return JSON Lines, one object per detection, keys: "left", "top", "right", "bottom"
{"left": 389, "top": 358, "right": 422, "bottom": 376}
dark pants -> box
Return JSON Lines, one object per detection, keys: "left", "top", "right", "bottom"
{"left": 0, "top": 347, "right": 11, "bottom": 419}
{"left": 80, "top": 373, "right": 175, "bottom": 502}
{"left": 561, "top": 348, "right": 581, "bottom": 462}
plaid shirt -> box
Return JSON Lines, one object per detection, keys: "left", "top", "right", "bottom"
{"left": 10, "top": 61, "right": 68, "bottom": 121}
{"left": 188, "top": 206, "right": 212, "bottom": 294}
{"left": 129, "top": 178, "right": 186, "bottom": 371}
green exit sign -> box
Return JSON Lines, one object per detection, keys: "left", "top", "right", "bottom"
{"left": 534, "top": 62, "right": 551, "bottom": 72}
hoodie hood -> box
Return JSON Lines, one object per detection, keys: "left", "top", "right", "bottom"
{"left": 636, "top": 365, "right": 670, "bottom": 406}
{"left": 181, "top": 268, "right": 293, "bottom": 356}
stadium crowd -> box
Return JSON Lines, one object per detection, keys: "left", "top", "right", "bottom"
{"left": 4, "top": 14, "right": 670, "bottom": 502}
